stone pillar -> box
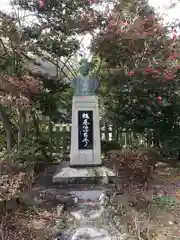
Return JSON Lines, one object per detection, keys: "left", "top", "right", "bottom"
{"left": 70, "top": 95, "right": 101, "bottom": 166}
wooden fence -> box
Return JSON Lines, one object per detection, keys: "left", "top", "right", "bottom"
{"left": 47, "top": 123, "right": 153, "bottom": 154}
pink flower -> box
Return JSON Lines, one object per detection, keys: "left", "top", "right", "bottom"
{"left": 39, "top": 0, "right": 45, "bottom": 8}
{"left": 129, "top": 71, "right": 135, "bottom": 76}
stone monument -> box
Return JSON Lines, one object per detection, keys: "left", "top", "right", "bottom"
{"left": 70, "top": 59, "right": 101, "bottom": 166}
{"left": 52, "top": 59, "right": 115, "bottom": 184}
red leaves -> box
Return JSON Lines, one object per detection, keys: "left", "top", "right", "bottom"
{"left": 143, "top": 15, "right": 154, "bottom": 25}
{"left": 107, "top": 18, "right": 129, "bottom": 31}
{"left": 0, "top": 74, "right": 42, "bottom": 109}
{"left": 0, "top": 95, "right": 30, "bottom": 109}
{"left": 119, "top": 20, "right": 128, "bottom": 26}
{"left": 109, "top": 147, "right": 157, "bottom": 185}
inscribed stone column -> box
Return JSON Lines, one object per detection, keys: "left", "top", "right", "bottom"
{"left": 70, "top": 59, "right": 101, "bottom": 166}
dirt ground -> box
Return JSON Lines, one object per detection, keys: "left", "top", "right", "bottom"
{"left": 114, "top": 163, "right": 180, "bottom": 240}
{"left": 0, "top": 160, "right": 180, "bottom": 240}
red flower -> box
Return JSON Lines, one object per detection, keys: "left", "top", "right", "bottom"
{"left": 108, "top": 15, "right": 113, "bottom": 21}
{"left": 116, "top": 29, "right": 121, "bottom": 35}
{"left": 39, "top": 0, "right": 45, "bottom": 8}
{"left": 169, "top": 54, "right": 177, "bottom": 60}
{"left": 157, "top": 96, "right": 162, "bottom": 101}
{"left": 119, "top": 21, "right": 128, "bottom": 26}
{"left": 129, "top": 71, "right": 135, "bottom": 76}
{"left": 163, "top": 72, "right": 176, "bottom": 80}
{"left": 173, "top": 33, "right": 177, "bottom": 40}
{"left": 145, "top": 66, "right": 151, "bottom": 73}
{"left": 151, "top": 69, "right": 159, "bottom": 74}
{"left": 143, "top": 15, "right": 153, "bottom": 25}
{"left": 108, "top": 20, "right": 116, "bottom": 28}
{"left": 148, "top": 15, "right": 153, "bottom": 20}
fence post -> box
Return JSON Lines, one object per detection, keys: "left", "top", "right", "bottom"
{"left": 124, "top": 131, "right": 127, "bottom": 147}
{"left": 55, "top": 126, "right": 61, "bottom": 154}
{"left": 48, "top": 118, "right": 53, "bottom": 158}
{"left": 62, "top": 126, "right": 67, "bottom": 153}
{"left": 105, "top": 123, "right": 109, "bottom": 140}
{"left": 100, "top": 122, "right": 105, "bottom": 140}
{"left": 111, "top": 126, "right": 116, "bottom": 141}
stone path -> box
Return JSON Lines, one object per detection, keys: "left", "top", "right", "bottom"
{"left": 50, "top": 187, "right": 128, "bottom": 240}
{"left": 33, "top": 164, "right": 180, "bottom": 240}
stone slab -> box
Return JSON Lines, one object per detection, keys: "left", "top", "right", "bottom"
{"left": 70, "top": 202, "right": 104, "bottom": 221}
{"left": 70, "top": 96, "right": 101, "bottom": 166}
{"left": 71, "top": 227, "right": 111, "bottom": 240}
{"left": 52, "top": 163, "right": 116, "bottom": 184}
{"left": 69, "top": 189, "right": 104, "bottom": 201}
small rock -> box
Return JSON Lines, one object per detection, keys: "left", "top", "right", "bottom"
{"left": 56, "top": 195, "right": 77, "bottom": 208}
{"left": 53, "top": 232, "right": 63, "bottom": 240}
{"left": 57, "top": 205, "right": 65, "bottom": 217}
{"left": 168, "top": 220, "right": 174, "bottom": 225}
{"left": 70, "top": 211, "right": 84, "bottom": 221}
{"left": 98, "top": 192, "right": 109, "bottom": 206}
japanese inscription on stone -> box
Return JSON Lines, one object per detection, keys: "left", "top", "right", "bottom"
{"left": 78, "top": 111, "right": 93, "bottom": 149}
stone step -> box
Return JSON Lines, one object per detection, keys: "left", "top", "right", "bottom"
{"left": 33, "top": 183, "right": 116, "bottom": 191}
{"left": 33, "top": 184, "right": 115, "bottom": 201}
{"left": 30, "top": 184, "right": 116, "bottom": 210}
{"left": 52, "top": 162, "right": 116, "bottom": 184}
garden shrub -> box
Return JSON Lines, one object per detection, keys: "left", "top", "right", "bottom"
{"left": 101, "top": 140, "right": 121, "bottom": 155}
{"left": 108, "top": 147, "right": 160, "bottom": 185}
{"left": 8, "top": 136, "right": 53, "bottom": 175}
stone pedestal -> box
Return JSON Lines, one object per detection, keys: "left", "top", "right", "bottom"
{"left": 52, "top": 162, "right": 116, "bottom": 184}
{"left": 70, "top": 96, "right": 101, "bottom": 166}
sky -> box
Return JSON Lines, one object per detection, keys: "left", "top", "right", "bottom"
{"left": 149, "top": 0, "right": 180, "bottom": 23}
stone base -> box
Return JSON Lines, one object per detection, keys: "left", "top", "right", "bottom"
{"left": 52, "top": 162, "right": 116, "bottom": 184}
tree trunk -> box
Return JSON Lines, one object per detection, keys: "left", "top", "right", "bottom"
{"left": 116, "top": 129, "right": 119, "bottom": 141}
{"left": 32, "top": 110, "right": 40, "bottom": 138}
{"left": 17, "top": 109, "right": 26, "bottom": 148}
{"left": 153, "top": 130, "right": 160, "bottom": 147}
{"left": 48, "top": 117, "right": 53, "bottom": 159}
{"left": 0, "top": 104, "right": 16, "bottom": 150}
